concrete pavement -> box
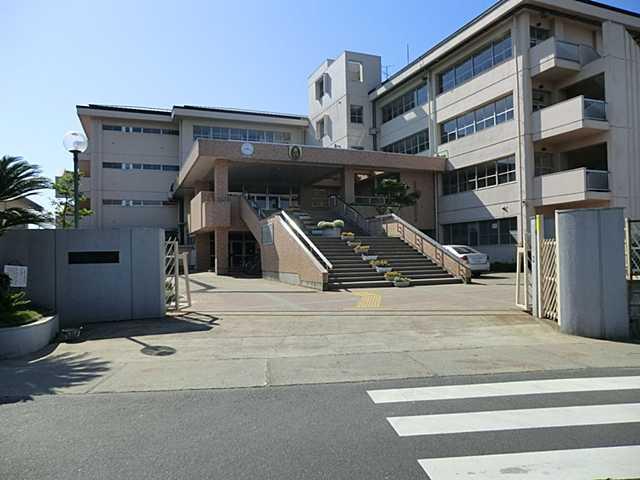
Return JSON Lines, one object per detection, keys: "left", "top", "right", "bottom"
{"left": 1, "top": 273, "right": 639, "bottom": 398}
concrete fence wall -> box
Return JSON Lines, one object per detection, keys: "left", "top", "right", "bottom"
{"left": 0, "top": 228, "right": 165, "bottom": 327}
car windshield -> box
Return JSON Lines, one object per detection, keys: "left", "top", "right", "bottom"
{"left": 453, "top": 246, "right": 475, "bottom": 254}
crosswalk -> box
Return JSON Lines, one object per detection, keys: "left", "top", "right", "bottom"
{"left": 367, "top": 375, "right": 640, "bottom": 479}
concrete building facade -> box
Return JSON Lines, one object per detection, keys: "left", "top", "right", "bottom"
{"left": 75, "top": 0, "right": 640, "bottom": 271}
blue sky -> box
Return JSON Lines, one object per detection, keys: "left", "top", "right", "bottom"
{"left": 2, "top": 0, "right": 639, "bottom": 210}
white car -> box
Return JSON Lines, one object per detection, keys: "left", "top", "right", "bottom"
{"left": 443, "top": 245, "right": 490, "bottom": 276}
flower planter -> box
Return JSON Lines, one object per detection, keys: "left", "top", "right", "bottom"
{"left": 361, "top": 254, "right": 378, "bottom": 261}
{"left": 340, "top": 234, "right": 354, "bottom": 241}
{"left": 346, "top": 241, "right": 361, "bottom": 247}
{"left": 0, "top": 315, "right": 58, "bottom": 359}
{"left": 393, "top": 280, "right": 411, "bottom": 287}
{"left": 374, "top": 266, "right": 392, "bottom": 273}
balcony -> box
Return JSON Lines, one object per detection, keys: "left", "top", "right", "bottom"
{"left": 531, "top": 95, "right": 608, "bottom": 145}
{"left": 189, "top": 191, "right": 231, "bottom": 233}
{"left": 531, "top": 168, "right": 610, "bottom": 206}
{"left": 530, "top": 37, "right": 600, "bottom": 81}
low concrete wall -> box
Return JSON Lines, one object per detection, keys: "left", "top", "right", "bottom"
{"left": 556, "top": 207, "right": 628, "bottom": 339}
{"left": 0, "top": 228, "right": 165, "bottom": 327}
{"left": 260, "top": 216, "right": 327, "bottom": 290}
{"left": 0, "top": 315, "right": 58, "bottom": 359}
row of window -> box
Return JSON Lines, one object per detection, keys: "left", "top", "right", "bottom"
{"left": 193, "top": 125, "right": 292, "bottom": 144}
{"left": 381, "top": 82, "right": 428, "bottom": 123}
{"left": 443, "top": 217, "right": 517, "bottom": 246}
{"left": 440, "top": 95, "right": 514, "bottom": 144}
{"left": 442, "top": 155, "right": 516, "bottom": 195}
{"left": 438, "top": 33, "right": 512, "bottom": 94}
{"left": 103, "top": 125, "right": 179, "bottom": 135}
{"left": 103, "top": 162, "right": 179, "bottom": 172}
{"left": 102, "top": 199, "right": 177, "bottom": 207}
{"left": 381, "top": 129, "right": 429, "bottom": 155}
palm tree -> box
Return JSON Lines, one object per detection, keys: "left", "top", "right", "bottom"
{"left": 0, "top": 155, "right": 51, "bottom": 235}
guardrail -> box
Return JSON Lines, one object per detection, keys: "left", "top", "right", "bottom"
{"left": 585, "top": 169, "right": 609, "bottom": 192}
{"left": 583, "top": 98, "right": 607, "bottom": 121}
{"left": 377, "top": 213, "right": 472, "bottom": 283}
{"left": 554, "top": 39, "right": 600, "bottom": 66}
{"left": 279, "top": 210, "right": 333, "bottom": 270}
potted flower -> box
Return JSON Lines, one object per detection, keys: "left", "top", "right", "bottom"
{"left": 316, "top": 220, "right": 343, "bottom": 238}
{"left": 353, "top": 244, "right": 370, "bottom": 254}
{"left": 385, "top": 271, "right": 411, "bottom": 287}
{"left": 346, "top": 240, "right": 361, "bottom": 247}
{"left": 370, "top": 259, "right": 392, "bottom": 273}
{"left": 341, "top": 231, "right": 355, "bottom": 241}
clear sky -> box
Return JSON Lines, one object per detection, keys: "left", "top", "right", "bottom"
{"left": 2, "top": 0, "right": 639, "bottom": 210}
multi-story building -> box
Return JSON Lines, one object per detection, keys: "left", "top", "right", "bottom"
{"left": 76, "top": 0, "right": 640, "bottom": 281}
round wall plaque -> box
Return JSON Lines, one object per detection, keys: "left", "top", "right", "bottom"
{"left": 241, "top": 142, "right": 254, "bottom": 156}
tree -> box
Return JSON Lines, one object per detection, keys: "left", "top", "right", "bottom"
{"left": 0, "top": 155, "right": 51, "bottom": 235}
{"left": 52, "top": 171, "right": 93, "bottom": 229}
{"left": 373, "top": 177, "right": 421, "bottom": 215}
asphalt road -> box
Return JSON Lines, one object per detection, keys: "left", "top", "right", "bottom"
{"left": 2, "top": 368, "right": 640, "bottom": 480}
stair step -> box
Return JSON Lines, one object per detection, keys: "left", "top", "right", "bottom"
{"left": 328, "top": 277, "right": 461, "bottom": 289}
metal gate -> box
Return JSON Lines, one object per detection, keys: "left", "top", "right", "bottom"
{"left": 539, "top": 238, "right": 558, "bottom": 321}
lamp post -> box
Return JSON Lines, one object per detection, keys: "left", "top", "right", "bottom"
{"left": 62, "top": 131, "right": 88, "bottom": 228}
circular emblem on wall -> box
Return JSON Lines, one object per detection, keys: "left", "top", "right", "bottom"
{"left": 288, "top": 145, "right": 302, "bottom": 161}
{"left": 241, "top": 142, "right": 254, "bottom": 156}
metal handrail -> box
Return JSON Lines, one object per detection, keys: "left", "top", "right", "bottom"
{"left": 328, "top": 194, "right": 380, "bottom": 235}
{"left": 279, "top": 210, "right": 333, "bottom": 270}
{"left": 377, "top": 213, "right": 472, "bottom": 282}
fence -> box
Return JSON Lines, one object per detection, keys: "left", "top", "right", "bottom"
{"left": 539, "top": 238, "right": 559, "bottom": 321}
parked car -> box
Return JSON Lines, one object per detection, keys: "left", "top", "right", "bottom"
{"left": 443, "top": 245, "right": 490, "bottom": 276}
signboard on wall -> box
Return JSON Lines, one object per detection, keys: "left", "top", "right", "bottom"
{"left": 261, "top": 224, "right": 274, "bottom": 245}
{"left": 4, "top": 265, "right": 28, "bottom": 288}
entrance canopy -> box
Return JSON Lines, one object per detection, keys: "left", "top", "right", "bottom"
{"left": 174, "top": 139, "right": 445, "bottom": 192}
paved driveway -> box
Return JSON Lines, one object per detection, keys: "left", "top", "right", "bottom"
{"left": 2, "top": 273, "right": 639, "bottom": 398}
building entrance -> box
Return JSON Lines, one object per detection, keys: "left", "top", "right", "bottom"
{"left": 229, "top": 231, "right": 261, "bottom": 275}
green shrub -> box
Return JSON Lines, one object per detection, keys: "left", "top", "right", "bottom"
{"left": 332, "top": 219, "right": 345, "bottom": 228}
{"left": 354, "top": 245, "right": 370, "bottom": 253}
{"left": 0, "top": 290, "right": 42, "bottom": 327}
{"left": 317, "top": 221, "right": 333, "bottom": 229}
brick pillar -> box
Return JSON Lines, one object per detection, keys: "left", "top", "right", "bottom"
{"left": 214, "top": 159, "right": 229, "bottom": 200}
{"left": 343, "top": 166, "right": 355, "bottom": 204}
{"left": 214, "top": 228, "right": 229, "bottom": 275}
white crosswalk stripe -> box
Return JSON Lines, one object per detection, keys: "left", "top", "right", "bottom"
{"left": 368, "top": 375, "right": 640, "bottom": 404}
{"left": 366, "top": 375, "right": 640, "bottom": 480}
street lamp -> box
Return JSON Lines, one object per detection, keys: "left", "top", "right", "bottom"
{"left": 63, "top": 131, "right": 88, "bottom": 228}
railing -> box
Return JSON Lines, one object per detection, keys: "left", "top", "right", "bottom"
{"left": 353, "top": 195, "right": 386, "bottom": 207}
{"left": 554, "top": 39, "right": 600, "bottom": 66}
{"left": 583, "top": 98, "right": 607, "bottom": 121}
{"left": 585, "top": 169, "right": 610, "bottom": 191}
{"left": 241, "top": 193, "right": 266, "bottom": 219}
{"left": 279, "top": 210, "right": 333, "bottom": 270}
{"left": 377, "top": 213, "right": 472, "bottom": 283}
{"left": 328, "top": 195, "right": 383, "bottom": 235}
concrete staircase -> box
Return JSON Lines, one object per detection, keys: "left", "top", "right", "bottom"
{"left": 287, "top": 209, "right": 461, "bottom": 290}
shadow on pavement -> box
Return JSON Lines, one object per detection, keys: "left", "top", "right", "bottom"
{"left": 0, "top": 352, "right": 111, "bottom": 405}
{"left": 81, "top": 314, "right": 220, "bottom": 341}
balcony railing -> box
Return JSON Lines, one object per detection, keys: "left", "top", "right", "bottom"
{"left": 583, "top": 98, "right": 607, "bottom": 121}
{"left": 585, "top": 169, "right": 610, "bottom": 191}
{"left": 554, "top": 39, "right": 600, "bottom": 65}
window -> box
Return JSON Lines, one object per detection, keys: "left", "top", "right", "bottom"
{"left": 102, "top": 199, "right": 170, "bottom": 207}
{"left": 143, "top": 164, "right": 161, "bottom": 170}
{"left": 161, "top": 129, "right": 179, "bottom": 135}
{"left": 532, "top": 89, "right": 551, "bottom": 112}
{"left": 442, "top": 155, "right": 516, "bottom": 195}
{"left": 495, "top": 96, "right": 514, "bottom": 124}
{"left": 440, "top": 94, "right": 514, "bottom": 145}
{"left": 438, "top": 33, "right": 512, "bottom": 94}
{"left": 350, "top": 105, "right": 364, "bottom": 123}
{"left": 534, "top": 152, "right": 555, "bottom": 176}
{"left": 381, "top": 129, "right": 429, "bottom": 154}
{"left": 347, "top": 61, "right": 363, "bottom": 82}
{"left": 443, "top": 217, "right": 517, "bottom": 246}
{"left": 102, "top": 124, "right": 122, "bottom": 131}
{"left": 530, "top": 26, "right": 550, "bottom": 47}
{"left": 193, "top": 125, "right": 290, "bottom": 144}
{"left": 351, "top": 146, "right": 365, "bottom": 150}
{"left": 162, "top": 165, "right": 180, "bottom": 172}
{"left": 316, "top": 118, "right": 325, "bottom": 139}
{"left": 103, "top": 162, "right": 178, "bottom": 172}
{"left": 381, "top": 82, "right": 428, "bottom": 123}
{"left": 103, "top": 124, "right": 177, "bottom": 136}
{"left": 142, "top": 127, "right": 161, "bottom": 134}
{"left": 102, "top": 162, "right": 122, "bottom": 169}
{"left": 315, "top": 76, "right": 325, "bottom": 100}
